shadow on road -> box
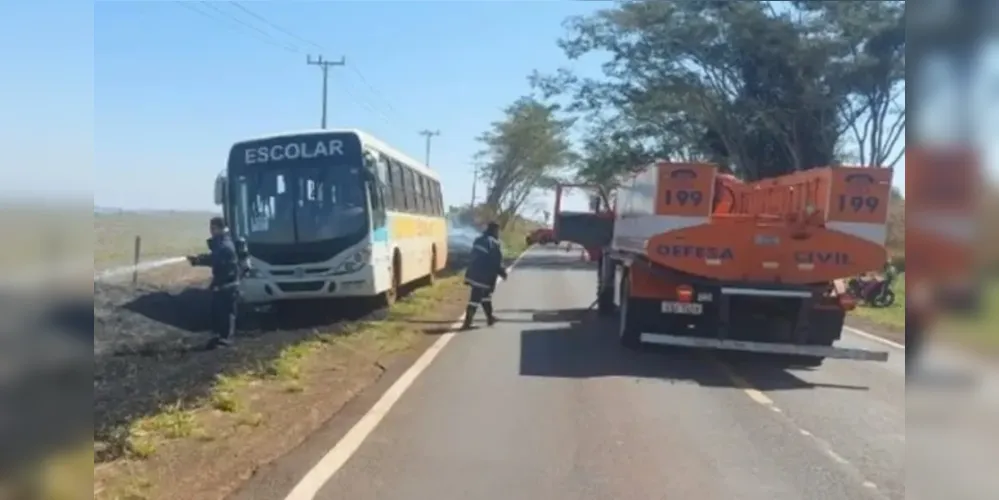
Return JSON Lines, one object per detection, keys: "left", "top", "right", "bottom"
{"left": 518, "top": 309, "right": 869, "bottom": 393}
{"left": 481, "top": 307, "right": 595, "bottom": 324}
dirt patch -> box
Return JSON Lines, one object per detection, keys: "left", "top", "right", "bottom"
{"left": 94, "top": 339, "right": 387, "bottom": 500}
{"left": 92, "top": 254, "right": 484, "bottom": 500}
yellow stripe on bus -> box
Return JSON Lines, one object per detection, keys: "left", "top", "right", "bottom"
{"left": 388, "top": 212, "right": 447, "bottom": 240}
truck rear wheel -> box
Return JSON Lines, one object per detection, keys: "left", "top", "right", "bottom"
{"left": 618, "top": 272, "right": 641, "bottom": 349}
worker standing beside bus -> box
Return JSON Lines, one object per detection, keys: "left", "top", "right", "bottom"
{"left": 187, "top": 216, "right": 241, "bottom": 349}
{"left": 460, "top": 222, "right": 507, "bottom": 330}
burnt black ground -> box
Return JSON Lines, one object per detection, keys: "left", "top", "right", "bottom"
{"left": 0, "top": 290, "right": 92, "bottom": 477}
{"left": 92, "top": 251, "right": 474, "bottom": 463}
{"left": 3, "top": 242, "right": 480, "bottom": 477}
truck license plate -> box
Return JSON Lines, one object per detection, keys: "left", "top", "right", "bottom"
{"left": 662, "top": 301, "right": 703, "bottom": 315}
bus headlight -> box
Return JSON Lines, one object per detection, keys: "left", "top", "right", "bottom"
{"left": 334, "top": 248, "right": 371, "bottom": 274}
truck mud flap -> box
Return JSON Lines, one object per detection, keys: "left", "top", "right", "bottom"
{"left": 638, "top": 333, "right": 889, "bottom": 361}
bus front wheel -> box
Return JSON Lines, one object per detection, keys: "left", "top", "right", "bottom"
{"left": 381, "top": 253, "right": 401, "bottom": 308}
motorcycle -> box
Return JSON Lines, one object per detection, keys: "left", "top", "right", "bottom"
{"left": 847, "top": 275, "right": 896, "bottom": 307}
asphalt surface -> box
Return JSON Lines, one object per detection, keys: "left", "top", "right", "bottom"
{"left": 238, "top": 246, "right": 910, "bottom": 500}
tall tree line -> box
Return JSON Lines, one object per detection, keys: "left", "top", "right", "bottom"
{"left": 476, "top": 0, "right": 905, "bottom": 224}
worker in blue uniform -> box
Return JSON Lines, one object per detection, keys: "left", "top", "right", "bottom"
{"left": 460, "top": 221, "right": 508, "bottom": 330}
{"left": 187, "top": 216, "right": 241, "bottom": 349}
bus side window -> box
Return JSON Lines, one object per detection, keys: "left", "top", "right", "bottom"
{"left": 368, "top": 178, "right": 386, "bottom": 228}
{"left": 424, "top": 177, "right": 434, "bottom": 215}
{"left": 377, "top": 154, "right": 394, "bottom": 211}
{"left": 414, "top": 174, "right": 426, "bottom": 214}
{"left": 432, "top": 180, "right": 442, "bottom": 216}
{"left": 403, "top": 166, "right": 417, "bottom": 213}
{"left": 437, "top": 181, "right": 443, "bottom": 215}
{"left": 389, "top": 159, "right": 406, "bottom": 211}
{"left": 425, "top": 177, "right": 435, "bottom": 215}
{"left": 417, "top": 175, "right": 427, "bottom": 215}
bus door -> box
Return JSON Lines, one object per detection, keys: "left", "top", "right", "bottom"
{"left": 367, "top": 152, "right": 391, "bottom": 262}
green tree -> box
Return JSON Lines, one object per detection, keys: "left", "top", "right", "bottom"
{"left": 533, "top": 0, "right": 905, "bottom": 185}
{"left": 475, "top": 96, "right": 576, "bottom": 228}
{"left": 798, "top": 1, "right": 906, "bottom": 167}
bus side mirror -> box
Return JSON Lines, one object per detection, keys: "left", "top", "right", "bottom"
{"left": 214, "top": 175, "right": 226, "bottom": 205}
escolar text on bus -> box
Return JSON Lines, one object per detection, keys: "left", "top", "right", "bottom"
{"left": 243, "top": 139, "right": 345, "bottom": 165}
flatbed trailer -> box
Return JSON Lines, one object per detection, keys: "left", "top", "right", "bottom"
{"left": 553, "top": 162, "right": 893, "bottom": 366}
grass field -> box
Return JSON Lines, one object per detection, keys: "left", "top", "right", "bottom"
{"left": 95, "top": 210, "right": 534, "bottom": 271}
{"left": 94, "top": 211, "right": 218, "bottom": 271}
{"left": 851, "top": 273, "right": 999, "bottom": 351}
{"left": 0, "top": 204, "right": 91, "bottom": 273}
{"left": 499, "top": 221, "right": 538, "bottom": 258}
{"left": 850, "top": 274, "right": 906, "bottom": 330}
{"left": 943, "top": 279, "right": 999, "bottom": 351}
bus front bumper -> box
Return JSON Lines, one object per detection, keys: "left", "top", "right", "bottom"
{"left": 239, "top": 272, "right": 376, "bottom": 304}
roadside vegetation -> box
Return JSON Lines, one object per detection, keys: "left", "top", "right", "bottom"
{"left": 942, "top": 280, "right": 999, "bottom": 354}
{"left": 0, "top": 203, "right": 90, "bottom": 274}
{"left": 92, "top": 273, "right": 465, "bottom": 499}
{"left": 850, "top": 274, "right": 906, "bottom": 331}
{"left": 90, "top": 225, "right": 534, "bottom": 499}
{"left": 94, "top": 210, "right": 218, "bottom": 270}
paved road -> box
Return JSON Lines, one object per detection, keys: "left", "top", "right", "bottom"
{"left": 239, "top": 246, "right": 910, "bottom": 500}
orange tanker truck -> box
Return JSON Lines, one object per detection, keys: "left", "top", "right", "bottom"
{"left": 553, "top": 161, "right": 893, "bottom": 366}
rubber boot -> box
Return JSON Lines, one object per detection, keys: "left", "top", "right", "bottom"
{"left": 460, "top": 306, "right": 476, "bottom": 330}
{"left": 483, "top": 302, "right": 497, "bottom": 326}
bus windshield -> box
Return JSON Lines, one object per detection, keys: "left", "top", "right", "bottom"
{"left": 231, "top": 164, "right": 368, "bottom": 244}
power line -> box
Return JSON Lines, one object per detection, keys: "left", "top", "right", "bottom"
{"left": 175, "top": 1, "right": 300, "bottom": 53}
{"left": 307, "top": 55, "right": 346, "bottom": 129}
{"left": 348, "top": 65, "right": 405, "bottom": 118}
{"left": 224, "top": 2, "right": 403, "bottom": 120}
{"left": 175, "top": 1, "right": 408, "bottom": 127}
{"left": 228, "top": 2, "right": 324, "bottom": 51}
{"left": 199, "top": 1, "right": 301, "bottom": 53}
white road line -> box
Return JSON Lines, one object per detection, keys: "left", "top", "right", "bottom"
{"left": 843, "top": 325, "right": 905, "bottom": 351}
{"left": 717, "top": 358, "right": 888, "bottom": 497}
{"left": 283, "top": 247, "right": 535, "bottom": 500}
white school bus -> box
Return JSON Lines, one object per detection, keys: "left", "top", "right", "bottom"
{"left": 215, "top": 129, "right": 448, "bottom": 305}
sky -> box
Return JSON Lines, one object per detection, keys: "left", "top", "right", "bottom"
{"left": 4, "top": 1, "right": 995, "bottom": 215}
{"left": 88, "top": 0, "right": 604, "bottom": 214}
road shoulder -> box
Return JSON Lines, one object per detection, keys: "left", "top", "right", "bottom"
{"left": 93, "top": 254, "right": 519, "bottom": 500}
{"left": 844, "top": 315, "right": 904, "bottom": 346}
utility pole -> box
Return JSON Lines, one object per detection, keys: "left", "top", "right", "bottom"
{"left": 307, "top": 54, "right": 345, "bottom": 129}
{"left": 470, "top": 165, "right": 478, "bottom": 208}
{"left": 418, "top": 129, "right": 440, "bottom": 166}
